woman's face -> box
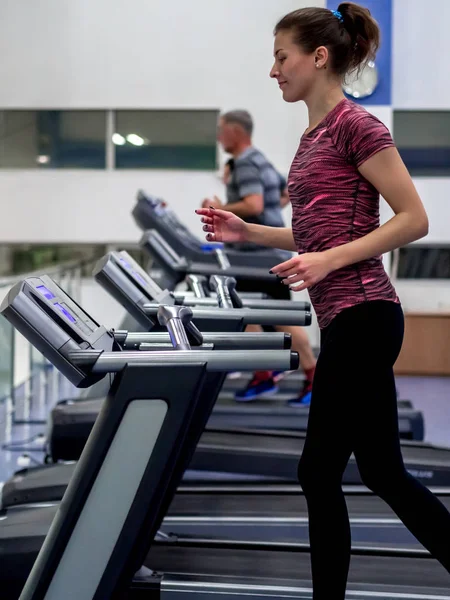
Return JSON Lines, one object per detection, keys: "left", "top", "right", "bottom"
{"left": 270, "top": 30, "right": 318, "bottom": 103}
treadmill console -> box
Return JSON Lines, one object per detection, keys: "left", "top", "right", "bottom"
{"left": 134, "top": 190, "right": 184, "bottom": 235}
{"left": 0, "top": 275, "right": 115, "bottom": 387}
{"left": 140, "top": 229, "right": 187, "bottom": 269}
{"left": 118, "top": 251, "right": 169, "bottom": 300}
{"left": 137, "top": 190, "right": 167, "bottom": 216}
{"left": 134, "top": 190, "right": 204, "bottom": 247}
{"left": 93, "top": 251, "right": 170, "bottom": 330}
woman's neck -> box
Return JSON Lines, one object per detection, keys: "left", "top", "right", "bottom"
{"left": 304, "top": 84, "right": 346, "bottom": 134}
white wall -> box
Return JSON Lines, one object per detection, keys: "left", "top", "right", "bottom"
{"left": 410, "top": 179, "right": 450, "bottom": 243}
{"left": 392, "top": 0, "right": 450, "bottom": 247}
{"left": 0, "top": 170, "right": 222, "bottom": 243}
{"left": 393, "top": 0, "right": 450, "bottom": 109}
{"left": 395, "top": 280, "right": 450, "bottom": 312}
{"left": 0, "top": 0, "right": 323, "bottom": 244}
{"left": 378, "top": 177, "right": 450, "bottom": 246}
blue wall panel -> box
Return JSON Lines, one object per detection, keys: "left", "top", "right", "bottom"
{"left": 326, "top": 0, "right": 392, "bottom": 105}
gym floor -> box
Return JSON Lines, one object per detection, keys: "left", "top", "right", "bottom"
{"left": 0, "top": 375, "right": 449, "bottom": 486}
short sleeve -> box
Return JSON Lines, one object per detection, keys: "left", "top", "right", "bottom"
{"left": 332, "top": 109, "right": 395, "bottom": 168}
{"left": 234, "top": 159, "right": 264, "bottom": 198}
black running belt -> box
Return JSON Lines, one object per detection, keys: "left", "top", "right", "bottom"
{"left": 197, "top": 430, "right": 450, "bottom": 482}
{"left": 168, "top": 489, "right": 450, "bottom": 518}
{"left": 4, "top": 427, "right": 450, "bottom": 512}
{"left": 401, "top": 444, "right": 450, "bottom": 464}
{"left": 198, "top": 430, "right": 303, "bottom": 452}
{"left": 200, "top": 430, "right": 450, "bottom": 465}
{"left": 5, "top": 431, "right": 450, "bottom": 510}
{"left": 3, "top": 495, "right": 450, "bottom": 600}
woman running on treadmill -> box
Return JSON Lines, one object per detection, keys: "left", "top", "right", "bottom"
{"left": 196, "top": 3, "right": 450, "bottom": 598}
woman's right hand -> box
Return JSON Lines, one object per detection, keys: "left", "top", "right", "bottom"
{"left": 195, "top": 208, "right": 249, "bottom": 244}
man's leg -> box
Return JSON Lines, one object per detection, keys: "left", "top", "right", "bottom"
{"left": 275, "top": 325, "right": 317, "bottom": 405}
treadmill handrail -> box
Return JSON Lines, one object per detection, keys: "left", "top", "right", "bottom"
{"left": 188, "top": 261, "right": 278, "bottom": 282}
{"left": 70, "top": 349, "right": 299, "bottom": 373}
{"left": 178, "top": 295, "right": 311, "bottom": 312}
{"left": 157, "top": 305, "right": 193, "bottom": 351}
{"left": 143, "top": 303, "right": 312, "bottom": 327}
{"left": 242, "top": 299, "right": 310, "bottom": 311}
{"left": 119, "top": 331, "right": 291, "bottom": 350}
{"left": 185, "top": 274, "right": 208, "bottom": 298}
{"left": 209, "top": 275, "right": 235, "bottom": 309}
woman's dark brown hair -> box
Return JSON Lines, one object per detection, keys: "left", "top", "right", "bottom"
{"left": 274, "top": 3, "right": 380, "bottom": 77}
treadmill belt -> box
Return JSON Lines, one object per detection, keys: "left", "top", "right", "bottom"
{"left": 401, "top": 444, "right": 450, "bottom": 464}
{"left": 199, "top": 430, "right": 303, "bottom": 452}
{"left": 146, "top": 542, "right": 450, "bottom": 592}
{"left": 168, "top": 491, "right": 450, "bottom": 518}
{"left": 201, "top": 431, "right": 450, "bottom": 461}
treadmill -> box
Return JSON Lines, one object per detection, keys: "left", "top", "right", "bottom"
{"left": 132, "top": 189, "right": 288, "bottom": 268}
{"left": 0, "top": 275, "right": 291, "bottom": 596}
{"left": 95, "top": 249, "right": 424, "bottom": 439}
{"left": 4, "top": 481, "right": 450, "bottom": 600}
{"left": 140, "top": 228, "right": 283, "bottom": 290}
{"left": 92, "top": 250, "right": 328, "bottom": 422}
{"left": 1, "top": 275, "right": 449, "bottom": 600}
{"left": 99, "top": 250, "right": 308, "bottom": 396}
{"left": 44, "top": 255, "right": 317, "bottom": 461}
{"left": 42, "top": 250, "right": 422, "bottom": 461}
{"left": 90, "top": 251, "right": 424, "bottom": 440}
{"left": 1, "top": 267, "right": 449, "bottom": 519}
{"left": 5, "top": 419, "right": 450, "bottom": 512}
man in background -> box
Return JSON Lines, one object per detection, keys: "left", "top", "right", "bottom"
{"left": 202, "top": 110, "right": 316, "bottom": 405}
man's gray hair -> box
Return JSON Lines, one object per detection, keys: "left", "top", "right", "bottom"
{"left": 222, "top": 110, "right": 253, "bottom": 136}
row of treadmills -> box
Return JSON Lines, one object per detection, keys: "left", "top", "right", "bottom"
{"left": 0, "top": 190, "right": 449, "bottom": 599}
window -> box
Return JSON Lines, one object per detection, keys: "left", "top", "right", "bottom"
{"left": 0, "top": 110, "right": 107, "bottom": 169}
{"left": 394, "top": 245, "right": 450, "bottom": 279}
{"left": 394, "top": 111, "right": 450, "bottom": 176}
{"left": 0, "top": 243, "right": 148, "bottom": 277}
{"left": 114, "top": 110, "right": 218, "bottom": 170}
{"left": 0, "top": 109, "right": 219, "bottom": 171}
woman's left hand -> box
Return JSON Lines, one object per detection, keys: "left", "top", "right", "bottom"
{"left": 270, "top": 252, "right": 334, "bottom": 292}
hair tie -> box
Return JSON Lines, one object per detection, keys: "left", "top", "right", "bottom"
{"left": 331, "top": 9, "right": 343, "bottom": 23}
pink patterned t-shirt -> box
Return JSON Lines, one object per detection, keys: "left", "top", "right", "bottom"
{"left": 288, "top": 98, "right": 399, "bottom": 329}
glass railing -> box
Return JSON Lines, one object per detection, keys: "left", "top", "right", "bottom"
{"left": 0, "top": 257, "right": 95, "bottom": 432}
{"left": 0, "top": 302, "right": 12, "bottom": 400}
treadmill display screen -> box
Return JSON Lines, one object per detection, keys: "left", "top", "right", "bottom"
{"left": 119, "top": 257, "right": 149, "bottom": 288}
{"left": 143, "top": 194, "right": 164, "bottom": 210}
{"left": 119, "top": 257, "right": 132, "bottom": 271}
{"left": 54, "top": 303, "right": 77, "bottom": 324}
{"left": 36, "top": 285, "right": 55, "bottom": 300}
{"left": 132, "top": 271, "right": 148, "bottom": 287}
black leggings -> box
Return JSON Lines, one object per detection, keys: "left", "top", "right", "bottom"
{"left": 298, "top": 300, "right": 450, "bottom": 599}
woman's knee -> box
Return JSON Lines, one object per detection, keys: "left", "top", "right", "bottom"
{"left": 297, "top": 452, "right": 342, "bottom": 495}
